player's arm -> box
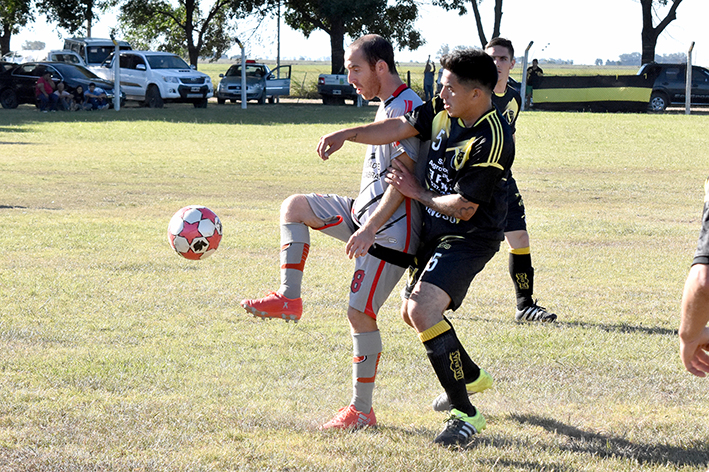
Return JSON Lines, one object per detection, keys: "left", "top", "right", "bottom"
{"left": 316, "top": 116, "right": 418, "bottom": 161}
{"left": 386, "top": 159, "right": 478, "bottom": 222}
{"left": 679, "top": 263, "right": 709, "bottom": 377}
{"left": 346, "top": 153, "right": 415, "bottom": 259}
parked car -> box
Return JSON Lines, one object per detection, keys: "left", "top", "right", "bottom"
{"left": 97, "top": 51, "right": 213, "bottom": 108}
{"left": 63, "top": 37, "right": 132, "bottom": 73}
{"left": 216, "top": 61, "right": 291, "bottom": 104}
{"left": 638, "top": 62, "right": 709, "bottom": 111}
{"left": 0, "top": 62, "right": 17, "bottom": 73}
{"left": 0, "top": 62, "right": 123, "bottom": 109}
{"left": 317, "top": 72, "right": 358, "bottom": 105}
{"left": 45, "top": 50, "right": 85, "bottom": 66}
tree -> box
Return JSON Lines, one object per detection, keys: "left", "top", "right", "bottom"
{"left": 38, "top": 0, "right": 116, "bottom": 37}
{"left": 432, "top": 0, "right": 503, "bottom": 48}
{"left": 640, "top": 0, "right": 684, "bottom": 65}
{"left": 0, "top": 0, "right": 33, "bottom": 57}
{"left": 118, "top": 0, "right": 265, "bottom": 67}
{"left": 22, "top": 40, "right": 45, "bottom": 50}
{"left": 283, "top": 0, "right": 423, "bottom": 74}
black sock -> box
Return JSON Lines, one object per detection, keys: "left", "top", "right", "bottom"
{"left": 420, "top": 320, "right": 476, "bottom": 417}
{"left": 444, "top": 316, "right": 481, "bottom": 384}
{"left": 509, "top": 251, "right": 534, "bottom": 309}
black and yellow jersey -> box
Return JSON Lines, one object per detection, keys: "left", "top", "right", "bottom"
{"left": 492, "top": 85, "right": 521, "bottom": 133}
{"left": 405, "top": 97, "right": 515, "bottom": 243}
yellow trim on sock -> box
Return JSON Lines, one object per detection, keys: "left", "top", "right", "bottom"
{"left": 418, "top": 320, "right": 451, "bottom": 343}
{"left": 509, "top": 246, "right": 531, "bottom": 255}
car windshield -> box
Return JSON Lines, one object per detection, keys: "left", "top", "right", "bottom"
{"left": 87, "top": 46, "right": 119, "bottom": 65}
{"left": 54, "top": 64, "right": 101, "bottom": 80}
{"left": 147, "top": 55, "right": 190, "bottom": 70}
{"left": 225, "top": 65, "right": 266, "bottom": 78}
{"left": 54, "top": 54, "right": 82, "bottom": 65}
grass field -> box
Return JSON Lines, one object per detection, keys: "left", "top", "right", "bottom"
{"left": 1, "top": 103, "right": 708, "bottom": 471}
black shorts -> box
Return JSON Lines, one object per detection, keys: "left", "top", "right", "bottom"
{"left": 504, "top": 174, "right": 527, "bottom": 233}
{"left": 404, "top": 235, "right": 500, "bottom": 311}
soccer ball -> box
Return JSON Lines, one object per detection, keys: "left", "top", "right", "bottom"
{"left": 167, "top": 206, "right": 222, "bottom": 260}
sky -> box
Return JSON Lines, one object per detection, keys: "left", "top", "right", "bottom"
{"left": 11, "top": 0, "right": 709, "bottom": 66}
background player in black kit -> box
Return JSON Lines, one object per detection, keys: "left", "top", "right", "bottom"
{"left": 485, "top": 37, "right": 558, "bottom": 323}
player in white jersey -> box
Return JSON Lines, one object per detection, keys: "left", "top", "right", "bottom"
{"left": 241, "top": 34, "right": 423, "bottom": 429}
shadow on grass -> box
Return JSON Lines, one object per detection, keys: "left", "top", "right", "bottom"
{"left": 450, "top": 313, "right": 677, "bottom": 337}
{"left": 562, "top": 320, "right": 677, "bottom": 337}
{"left": 0, "top": 102, "right": 377, "bottom": 127}
{"left": 507, "top": 413, "right": 709, "bottom": 467}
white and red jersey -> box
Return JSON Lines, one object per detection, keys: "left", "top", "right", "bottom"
{"left": 352, "top": 84, "right": 423, "bottom": 253}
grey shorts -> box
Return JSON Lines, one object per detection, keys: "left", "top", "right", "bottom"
{"left": 306, "top": 193, "right": 412, "bottom": 318}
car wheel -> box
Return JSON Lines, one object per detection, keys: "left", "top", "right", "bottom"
{"left": 145, "top": 85, "right": 164, "bottom": 108}
{"left": 257, "top": 93, "right": 265, "bottom": 105}
{"left": 649, "top": 91, "right": 669, "bottom": 112}
{"left": 0, "top": 89, "right": 19, "bottom": 109}
{"left": 193, "top": 98, "right": 208, "bottom": 108}
{"left": 268, "top": 96, "right": 275, "bottom": 104}
{"left": 230, "top": 99, "right": 237, "bottom": 103}
{"left": 217, "top": 98, "right": 226, "bottom": 105}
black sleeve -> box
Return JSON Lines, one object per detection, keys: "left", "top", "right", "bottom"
{"left": 404, "top": 98, "right": 444, "bottom": 142}
{"left": 454, "top": 166, "right": 505, "bottom": 204}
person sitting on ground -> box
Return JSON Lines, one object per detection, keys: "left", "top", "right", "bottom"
{"left": 53, "top": 82, "right": 74, "bottom": 111}
{"left": 72, "top": 85, "right": 88, "bottom": 110}
{"left": 85, "top": 83, "right": 109, "bottom": 110}
{"left": 35, "top": 71, "right": 58, "bottom": 112}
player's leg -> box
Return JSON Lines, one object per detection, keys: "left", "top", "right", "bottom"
{"left": 241, "top": 194, "right": 354, "bottom": 322}
{"left": 408, "top": 282, "right": 486, "bottom": 447}
{"left": 408, "top": 237, "right": 498, "bottom": 446}
{"left": 505, "top": 177, "right": 556, "bottom": 322}
{"left": 319, "top": 307, "right": 380, "bottom": 430}
{"left": 321, "top": 256, "right": 402, "bottom": 430}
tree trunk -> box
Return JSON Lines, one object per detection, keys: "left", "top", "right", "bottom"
{"left": 640, "top": 0, "right": 683, "bottom": 65}
{"left": 469, "top": 0, "right": 487, "bottom": 48}
{"left": 0, "top": 23, "right": 11, "bottom": 57}
{"left": 329, "top": 16, "right": 345, "bottom": 74}
{"left": 492, "top": 0, "right": 503, "bottom": 39}
{"left": 86, "top": 0, "right": 93, "bottom": 36}
{"left": 185, "top": 0, "right": 198, "bottom": 66}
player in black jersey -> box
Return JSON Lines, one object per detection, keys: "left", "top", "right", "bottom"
{"left": 680, "top": 176, "right": 709, "bottom": 377}
{"left": 485, "top": 37, "right": 558, "bottom": 323}
{"left": 318, "top": 48, "right": 513, "bottom": 447}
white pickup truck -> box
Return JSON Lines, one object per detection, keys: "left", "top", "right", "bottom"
{"left": 317, "top": 73, "right": 361, "bottom": 105}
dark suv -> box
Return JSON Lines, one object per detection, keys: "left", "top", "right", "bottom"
{"left": 638, "top": 62, "right": 709, "bottom": 111}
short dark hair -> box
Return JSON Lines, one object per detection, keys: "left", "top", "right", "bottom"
{"left": 485, "top": 37, "right": 515, "bottom": 59}
{"left": 349, "top": 34, "right": 398, "bottom": 75}
{"left": 440, "top": 48, "right": 497, "bottom": 94}
{"left": 89, "top": 82, "right": 96, "bottom": 87}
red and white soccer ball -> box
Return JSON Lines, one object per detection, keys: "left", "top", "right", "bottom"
{"left": 167, "top": 206, "right": 222, "bottom": 260}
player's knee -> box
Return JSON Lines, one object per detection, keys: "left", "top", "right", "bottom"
{"left": 280, "top": 194, "right": 308, "bottom": 223}
{"left": 505, "top": 230, "right": 530, "bottom": 249}
{"left": 400, "top": 301, "right": 411, "bottom": 326}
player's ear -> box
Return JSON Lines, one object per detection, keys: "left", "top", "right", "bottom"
{"left": 376, "top": 59, "right": 388, "bottom": 75}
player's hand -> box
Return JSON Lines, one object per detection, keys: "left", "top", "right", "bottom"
{"left": 680, "top": 326, "right": 709, "bottom": 377}
{"left": 346, "top": 227, "right": 375, "bottom": 259}
{"left": 316, "top": 131, "right": 346, "bottom": 161}
{"left": 385, "top": 158, "right": 421, "bottom": 200}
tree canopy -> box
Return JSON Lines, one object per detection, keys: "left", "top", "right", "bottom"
{"left": 0, "top": 0, "right": 34, "bottom": 56}
{"left": 432, "top": 0, "right": 503, "bottom": 48}
{"left": 283, "top": 0, "right": 423, "bottom": 74}
{"left": 38, "top": 0, "right": 116, "bottom": 37}
{"left": 117, "top": 0, "right": 265, "bottom": 67}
